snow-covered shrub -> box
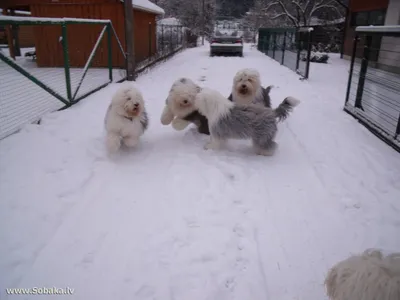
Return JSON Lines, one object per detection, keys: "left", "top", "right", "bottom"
{"left": 301, "top": 50, "right": 329, "bottom": 63}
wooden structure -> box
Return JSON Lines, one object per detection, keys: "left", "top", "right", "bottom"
{"left": 0, "top": 9, "right": 35, "bottom": 48}
{"left": 0, "top": 0, "right": 164, "bottom": 67}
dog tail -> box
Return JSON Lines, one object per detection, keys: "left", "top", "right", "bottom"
{"left": 273, "top": 96, "right": 300, "bottom": 122}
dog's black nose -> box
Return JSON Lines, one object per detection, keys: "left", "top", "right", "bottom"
{"left": 183, "top": 100, "right": 188, "bottom": 104}
{"left": 241, "top": 84, "right": 246, "bottom": 88}
{"left": 134, "top": 103, "right": 139, "bottom": 107}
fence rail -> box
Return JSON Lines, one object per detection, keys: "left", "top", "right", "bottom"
{"left": 257, "top": 27, "right": 313, "bottom": 80}
{"left": 136, "top": 23, "right": 186, "bottom": 71}
{"left": 344, "top": 25, "right": 400, "bottom": 152}
{"left": 0, "top": 16, "right": 187, "bottom": 140}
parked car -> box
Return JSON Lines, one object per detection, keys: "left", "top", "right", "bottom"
{"left": 210, "top": 31, "right": 243, "bottom": 57}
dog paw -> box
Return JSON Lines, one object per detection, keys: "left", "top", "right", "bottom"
{"left": 255, "top": 142, "right": 278, "bottom": 156}
{"left": 123, "top": 137, "right": 139, "bottom": 148}
{"left": 106, "top": 134, "right": 121, "bottom": 154}
{"left": 160, "top": 105, "right": 174, "bottom": 125}
{"left": 172, "top": 118, "right": 191, "bottom": 131}
{"left": 204, "top": 141, "right": 219, "bottom": 150}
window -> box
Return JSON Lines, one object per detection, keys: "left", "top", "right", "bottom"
{"left": 352, "top": 11, "right": 368, "bottom": 26}
{"left": 369, "top": 10, "right": 386, "bottom": 25}
{"left": 351, "top": 9, "right": 386, "bottom": 27}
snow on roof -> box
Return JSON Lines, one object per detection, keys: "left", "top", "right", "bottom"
{"left": 158, "top": 17, "right": 181, "bottom": 26}
{"left": 0, "top": 15, "right": 111, "bottom": 24}
{"left": 0, "top": 9, "right": 31, "bottom": 16}
{"left": 120, "top": 0, "right": 164, "bottom": 15}
{"left": 309, "top": 17, "right": 345, "bottom": 26}
{"left": 356, "top": 25, "right": 400, "bottom": 33}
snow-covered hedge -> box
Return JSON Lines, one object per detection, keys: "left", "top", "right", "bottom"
{"left": 301, "top": 51, "right": 329, "bottom": 63}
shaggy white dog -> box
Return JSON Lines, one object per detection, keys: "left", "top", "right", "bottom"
{"left": 194, "top": 87, "right": 300, "bottom": 155}
{"left": 228, "top": 68, "right": 272, "bottom": 107}
{"left": 325, "top": 249, "right": 400, "bottom": 300}
{"left": 160, "top": 78, "right": 210, "bottom": 134}
{"left": 104, "top": 83, "right": 148, "bottom": 154}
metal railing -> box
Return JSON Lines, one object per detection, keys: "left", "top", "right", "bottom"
{"left": 135, "top": 23, "right": 186, "bottom": 72}
{"left": 0, "top": 17, "right": 189, "bottom": 140}
{"left": 0, "top": 16, "right": 127, "bottom": 140}
{"left": 344, "top": 25, "right": 400, "bottom": 152}
{"left": 257, "top": 27, "right": 313, "bottom": 80}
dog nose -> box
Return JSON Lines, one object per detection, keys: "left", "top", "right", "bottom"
{"left": 241, "top": 84, "right": 246, "bottom": 88}
{"left": 183, "top": 100, "right": 188, "bottom": 104}
{"left": 134, "top": 103, "right": 139, "bottom": 107}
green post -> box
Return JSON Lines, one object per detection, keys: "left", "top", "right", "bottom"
{"left": 107, "top": 24, "right": 113, "bottom": 82}
{"left": 282, "top": 31, "right": 287, "bottom": 65}
{"left": 61, "top": 23, "right": 72, "bottom": 102}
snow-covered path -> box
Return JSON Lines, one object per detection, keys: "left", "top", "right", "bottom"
{"left": 1, "top": 44, "right": 399, "bottom": 300}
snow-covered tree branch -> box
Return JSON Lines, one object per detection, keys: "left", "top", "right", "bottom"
{"left": 152, "top": 0, "right": 216, "bottom": 37}
{"left": 262, "top": 0, "right": 345, "bottom": 27}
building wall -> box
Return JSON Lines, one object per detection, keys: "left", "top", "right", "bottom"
{"left": 1, "top": 10, "right": 35, "bottom": 48}
{"left": 349, "top": 0, "right": 389, "bottom": 11}
{"left": 30, "top": 2, "right": 157, "bottom": 68}
{"left": 343, "top": 0, "right": 389, "bottom": 58}
{"left": 378, "top": 0, "right": 400, "bottom": 72}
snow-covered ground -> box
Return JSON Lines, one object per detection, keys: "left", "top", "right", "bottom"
{"left": 1, "top": 44, "right": 400, "bottom": 300}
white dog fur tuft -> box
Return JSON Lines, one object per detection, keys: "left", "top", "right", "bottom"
{"left": 104, "top": 83, "right": 148, "bottom": 154}
{"left": 285, "top": 96, "right": 301, "bottom": 107}
{"left": 194, "top": 88, "right": 234, "bottom": 124}
{"left": 325, "top": 249, "right": 400, "bottom": 300}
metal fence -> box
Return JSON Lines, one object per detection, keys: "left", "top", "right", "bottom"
{"left": 0, "top": 16, "right": 187, "bottom": 140}
{"left": 344, "top": 26, "right": 400, "bottom": 152}
{"left": 136, "top": 23, "right": 187, "bottom": 72}
{"left": 257, "top": 27, "right": 313, "bottom": 80}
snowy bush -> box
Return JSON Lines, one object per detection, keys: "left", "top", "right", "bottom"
{"left": 310, "top": 51, "right": 329, "bottom": 63}
{"left": 301, "top": 51, "right": 329, "bottom": 63}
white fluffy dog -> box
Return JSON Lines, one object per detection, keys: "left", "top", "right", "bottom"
{"left": 194, "top": 87, "right": 300, "bottom": 156}
{"left": 325, "top": 249, "right": 400, "bottom": 300}
{"left": 104, "top": 83, "right": 148, "bottom": 154}
{"left": 160, "top": 78, "right": 210, "bottom": 134}
{"left": 228, "top": 68, "right": 272, "bottom": 107}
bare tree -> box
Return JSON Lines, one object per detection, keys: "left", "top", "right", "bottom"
{"left": 152, "top": 0, "right": 216, "bottom": 37}
{"left": 244, "top": 0, "right": 290, "bottom": 42}
{"left": 263, "top": 0, "right": 344, "bottom": 27}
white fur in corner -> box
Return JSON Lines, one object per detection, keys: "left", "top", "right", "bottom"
{"left": 325, "top": 249, "right": 400, "bottom": 300}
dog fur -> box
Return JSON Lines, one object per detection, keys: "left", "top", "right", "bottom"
{"left": 325, "top": 249, "right": 400, "bottom": 300}
{"left": 227, "top": 68, "right": 272, "bottom": 107}
{"left": 160, "top": 77, "right": 211, "bottom": 134}
{"left": 104, "top": 83, "right": 148, "bottom": 154}
{"left": 194, "top": 87, "right": 300, "bottom": 156}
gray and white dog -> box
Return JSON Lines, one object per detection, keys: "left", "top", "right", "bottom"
{"left": 227, "top": 68, "right": 273, "bottom": 107}
{"left": 194, "top": 87, "right": 300, "bottom": 156}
